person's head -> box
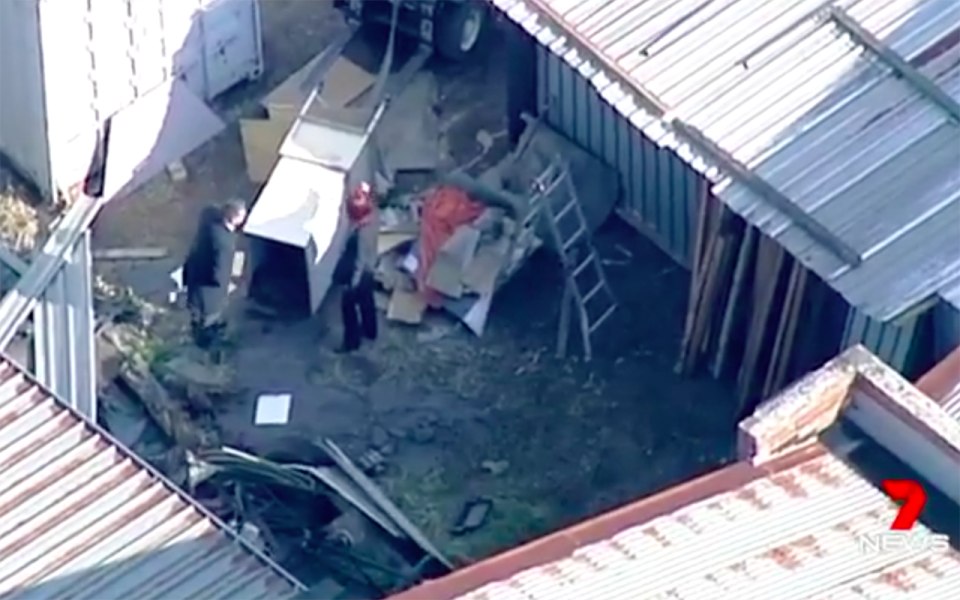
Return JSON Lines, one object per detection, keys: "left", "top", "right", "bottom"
{"left": 222, "top": 199, "right": 247, "bottom": 231}
{"left": 346, "top": 182, "right": 375, "bottom": 226}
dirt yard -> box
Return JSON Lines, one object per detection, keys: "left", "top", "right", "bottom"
{"left": 91, "top": 1, "right": 739, "bottom": 566}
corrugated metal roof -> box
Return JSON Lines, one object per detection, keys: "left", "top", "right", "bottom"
{"left": 943, "top": 385, "right": 960, "bottom": 420}
{"left": 915, "top": 344, "right": 960, "bottom": 421}
{"left": 447, "top": 451, "right": 960, "bottom": 600}
{"left": 492, "top": 0, "right": 960, "bottom": 319}
{"left": 391, "top": 345, "right": 960, "bottom": 600}
{"left": 0, "top": 357, "right": 304, "bottom": 600}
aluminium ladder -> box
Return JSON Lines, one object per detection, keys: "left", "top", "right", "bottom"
{"left": 526, "top": 161, "right": 618, "bottom": 361}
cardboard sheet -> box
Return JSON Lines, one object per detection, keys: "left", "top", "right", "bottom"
{"left": 262, "top": 52, "right": 329, "bottom": 117}
{"left": 317, "top": 54, "right": 377, "bottom": 109}
{"left": 63, "top": 79, "right": 225, "bottom": 201}
{"left": 426, "top": 226, "right": 481, "bottom": 298}
{"left": 463, "top": 238, "right": 510, "bottom": 295}
{"left": 387, "top": 289, "right": 427, "bottom": 324}
{"left": 239, "top": 117, "right": 293, "bottom": 183}
{"left": 446, "top": 238, "right": 510, "bottom": 336}
{"left": 377, "top": 231, "right": 417, "bottom": 256}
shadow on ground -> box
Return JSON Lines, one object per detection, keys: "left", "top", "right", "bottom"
{"left": 218, "top": 218, "right": 739, "bottom": 561}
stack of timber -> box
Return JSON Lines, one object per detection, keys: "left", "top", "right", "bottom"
{"left": 676, "top": 189, "right": 832, "bottom": 415}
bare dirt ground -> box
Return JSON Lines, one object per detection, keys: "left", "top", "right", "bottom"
{"left": 91, "top": 1, "right": 739, "bottom": 565}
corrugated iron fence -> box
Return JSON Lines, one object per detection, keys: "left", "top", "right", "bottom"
{"left": 843, "top": 309, "right": 918, "bottom": 375}
{"left": 533, "top": 43, "right": 923, "bottom": 383}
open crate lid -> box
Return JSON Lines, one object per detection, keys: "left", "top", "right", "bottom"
{"left": 279, "top": 87, "right": 386, "bottom": 172}
{"left": 243, "top": 156, "right": 345, "bottom": 248}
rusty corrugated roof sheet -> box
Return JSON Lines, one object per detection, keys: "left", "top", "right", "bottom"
{"left": 0, "top": 357, "right": 304, "bottom": 600}
{"left": 916, "top": 345, "right": 960, "bottom": 421}
{"left": 395, "top": 450, "right": 960, "bottom": 600}
{"left": 391, "top": 346, "right": 960, "bottom": 600}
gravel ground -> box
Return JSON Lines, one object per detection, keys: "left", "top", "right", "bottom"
{"left": 90, "top": 1, "right": 739, "bottom": 566}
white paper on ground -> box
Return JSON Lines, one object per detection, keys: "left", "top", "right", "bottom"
{"left": 169, "top": 267, "right": 184, "bottom": 304}
{"left": 254, "top": 394, "right": 292, "bottom": 425}
{"left": 463, "top": 293, "right": 493, "bottom": 336}
{"left": 401, "top": 252, "right": 419, "bottom": 275}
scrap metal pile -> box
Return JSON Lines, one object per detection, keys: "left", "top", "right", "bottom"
{"left": 188, "top": 439, "right": 452, "bottom": 598}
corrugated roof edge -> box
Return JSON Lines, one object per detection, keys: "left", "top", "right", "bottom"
{"left": 388, "top": 344, "right": 960, "bottom": 600}
{"left": 387, "top": 444, "right": 826, "bottom": 600}
{"left": 749, "top": 345, "right": 960, "bottom": 505}
{"left": 916, "top": 345, "right": 960, "bottom": 402}
{"left": 917, "top": 345, "right": 960, "bottom": 419}
{"left": 0, "top": 354, "right": 306, "bottom": 593}
{"left": 492, "top": 0, "right": 708, "bottom": 177}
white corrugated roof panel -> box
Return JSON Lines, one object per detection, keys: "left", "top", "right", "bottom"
{"left": 492, "top": 0, "right": 960, "bottom": 320}
{"left": 0, "top": 357, "right": 304, "bottom": 600}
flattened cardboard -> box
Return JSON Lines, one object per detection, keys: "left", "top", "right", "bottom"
{"left": 377, "top": 231, "right": 417, "bottom": 256}
{"left": 427, "top": 226, "right": 481, "bottom": 298}
{"left": 239, "top": 118, "right": 293, "bottom": 183}
{"left": 387, "top": 289, "right": 426, "bottom": 324}
{"left": 463, "top": 238, "right": 510, "bottom": 295}
{"left": 263, "top": 52, "right": 328, "bottom": 118}
{"left": 317, "top": 55, "right": 376, "bottom": 109}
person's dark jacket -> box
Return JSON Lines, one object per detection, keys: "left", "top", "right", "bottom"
{"left": 183, "top": 206, "right": 237, "bottom": 289}
{"left": 333, "top": 218, "right": 378, "bottom": 287}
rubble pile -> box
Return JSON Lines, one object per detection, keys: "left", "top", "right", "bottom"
{"left": 370, "top": 113, "right": 621, "bottom": 336}
{"left": 373, "top": 177, "right": 540, "bottom": 335}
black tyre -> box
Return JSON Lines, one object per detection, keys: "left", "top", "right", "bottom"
{"left": 434, "top": 1, "right": 488, "bottom": 62}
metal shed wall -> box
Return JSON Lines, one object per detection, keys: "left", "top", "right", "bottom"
{"left": 536, "top": 45, "right": 703, "bottom": 267}
{"left": 42, "top": 0, "right": 262, "bottom": 200}
{"left": 0, "top": 0, "right": 262, "bottom": 202}
{"left": 842, "top": 308, "right": 918, "bottom": 375}
{"left": 0, "top": 0, "right": 51, "bottom": 197}
{"left": 39, "top": 0, "right": 263, "bottom": 147}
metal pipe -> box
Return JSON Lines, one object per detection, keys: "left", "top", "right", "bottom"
{"left": 64, "top": 231, "right": 97, "bottom": 419}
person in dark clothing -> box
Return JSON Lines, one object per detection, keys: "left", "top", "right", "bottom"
{"left": 183, "top": 200, "right": 247, "bottom": 348}
{"left": 333, "top": 182, "right": 379, "bottom": 353}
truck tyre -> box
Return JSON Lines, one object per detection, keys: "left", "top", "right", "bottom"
{"left": 435, "top": 1, "right": 488, "bottom": 62}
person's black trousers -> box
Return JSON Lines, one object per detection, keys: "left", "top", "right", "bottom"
{"left": 340, "top": 274, "right": 377, "bottom": 351}
{"left": 186, "top": 284, "right": 228, "bottom": 349}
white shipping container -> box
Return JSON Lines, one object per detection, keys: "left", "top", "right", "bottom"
{"left": 0, "top": 0, "right": 263, "bottom": 202}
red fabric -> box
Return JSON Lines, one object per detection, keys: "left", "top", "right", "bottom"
{"left": 417, "top": 186, "right": 485, "bottom": 306}
{"left": 347, "top": 184, "right": 375, "bottom": 224}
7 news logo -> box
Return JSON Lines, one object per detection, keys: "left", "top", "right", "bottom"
{"left": 857, "top": 479, "right": 950, "bottom": 553}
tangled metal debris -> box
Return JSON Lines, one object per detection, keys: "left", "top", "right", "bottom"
{"left": 187, "top": 439, "right": 452, "bottom": 598}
